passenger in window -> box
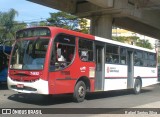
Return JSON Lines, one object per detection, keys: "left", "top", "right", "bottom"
{"left": 120, "top": 56, "right": 126, "bottom": 64}
{"left": 69, "top": 53, "right": 73, "bottom": 61}
{"left": 65, "top": 47, "right": 74, "bottom": 62}
{"left": 58, "top": 53, "right": 66, "bottom": 62}
{"left": 134, "top": 58, "right": 140, "bottom": 66}
{"left": 56, "top": 44, "right": 65, "bottom": 61}
{"left": 58, "top": 50, "right": 66, "bottom": 69}
{"left": 113, "top": 58, "right": 118, "bottom": 63}
{"left": 68, "top": 49, "right": 74, "bottom": 62}
{"left": 121, "top": 60, "right": 125, "bottom": 64}
{"left": 139, "top": 59, "right": 143, "bottom": 66}
{"left": 106, "top": 54, "right": 113, "bottom": 63}
{"left": 81, "top": 51, "right": 88, "bottom": 61}
{"left": 112, "top": 55, "right": 119, "bottom": 64}
{"left": 56, "top": 43, "right": 67, "bottom": 69}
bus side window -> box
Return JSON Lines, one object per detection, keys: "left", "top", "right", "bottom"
{"left": 67, "top": 46, "right": 75, "bottom": 62}
{"left": 80, "top": 50, "right": 88, "bottom": 61}
{"left": 106, "top": 44, "right": 119, "bottom": 64}
{"left": 149, "top": 53, "right": 156, "bottom": 67}
{"left": 120, "top": 48, "right": 126, "bottom": 65}
{"left": 79, "top": 39, "right": 93, "bottom": 62}
{"left": 49, "top": 34, "right": 76, "bottom": 71}
{"left": 112, "top": 55, "right": 119, "bottom": 64}
{"left": 134, "top": 51, "right": 143, "bottom": 66}
{"left": 106, "top": 54, "right": 113, "bottom": 63}
{"left": 143, "top": 52, "right": 148, "bottom": 67}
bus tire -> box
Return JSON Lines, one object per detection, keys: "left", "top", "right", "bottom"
{"left": 73, "top": 81, "right": 86, "bottom": 102}
{"left": 133, "top": 79, "right": 142, "bottom": 94}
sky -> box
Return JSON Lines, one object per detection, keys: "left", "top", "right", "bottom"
{"left": 0, "top": 0, "right": 58, "bottom": 22}
{"left": 0, "top": 0, "right": 157, "bottom": 45}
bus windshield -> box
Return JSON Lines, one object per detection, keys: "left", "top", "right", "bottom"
{"left": 10, "top": 38, "right": 49, "bottom": 70}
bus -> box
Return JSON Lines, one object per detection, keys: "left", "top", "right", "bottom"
{"left": 0, "top": 45, "right": 12, "bottom": 83}
{"left": 8, "top": 26, "right": 158, "bottom": 102}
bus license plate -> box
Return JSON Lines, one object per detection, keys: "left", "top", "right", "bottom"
{"left": 17, "top": 84, "right": 24, "bottom": 88}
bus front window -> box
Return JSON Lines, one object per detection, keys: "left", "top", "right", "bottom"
{"left": 10, "top": 38, "right": 49, "bottom": 70}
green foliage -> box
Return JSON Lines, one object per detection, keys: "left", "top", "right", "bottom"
{"left": 136, "top": 39, "right": 153, "bottom": 49}
{"left": 29, "top": 21, "right": 48, "bottom": 27}
{"left": 112, "top": 36, "right": 153, "bottom": 49}
{"left": 47, "top": 12, "right": 78, "bottom": 30}
{"left": 78, "top": 18, "right": 89, "bottom": 34}
{"left": 112, "top": 36, "right": 127, "bottom": 42}
{"left": 39, "top": 21, "right": 48, "bottom": 26}
{"left": 0, "top": 9, "right": 26, "bottom": 45}
{"left": 47, "top": 11, "right": 89, "bottom": 33}
{"left": 112, "top": 36, "right": 139, "bottom": 43}
{"left": 28, "top": 11, "right": 89, "bottom": 34}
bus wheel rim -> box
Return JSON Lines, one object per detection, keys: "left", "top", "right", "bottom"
{"left": 78, "top": 86, "right": 85, "bottom": 97}
{"left": 136, "top": 83, "right": 140, "bottom": 92}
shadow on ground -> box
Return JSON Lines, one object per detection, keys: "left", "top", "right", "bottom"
{"left": 7, "top": 88, "right": 152, "bottom": 106}
{"left": 8, "top": 93, "right": 74, "bottom": 106}
{"left": 85, "top": 88, "right": 152, "bottom": 100}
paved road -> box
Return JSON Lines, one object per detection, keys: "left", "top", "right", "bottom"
{"left": 0, "top": 82, "right": 160, "bottom": 116}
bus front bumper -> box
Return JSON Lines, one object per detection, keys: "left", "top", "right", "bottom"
{"left": 7, "top": 76, "right": 49, "bottom": 94}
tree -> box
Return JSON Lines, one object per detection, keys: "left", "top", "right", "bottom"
{"left": 47, "top": 12, "right": 78, "bottom": 30}
{"left": 136, "top": 39, "right": 153, "bottom": 49}
{"left": 47, "top": 11, "right": 89, "bottom": 33}
{"left": 39, "top": 21, "right": 48, "bottom": 26}
{"left": 0, "top": 9, "right": 26, "bottom": 45}
{"left": 78, "top": 18, "right": 89, "bottom": 34}
{"left": 112, "top": 36, "right": 127, "bottom": 42}
{"left": 112, "top": 36, "right": 139, "bottom": 44}
{"left": 112, "top": 36, "right": 153, "bottom": 49}
{"left": 29, "top": 21, "right": 48, "bottom": 27}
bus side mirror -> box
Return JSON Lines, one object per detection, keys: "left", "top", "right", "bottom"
{"left": 57, "top": 48, "right": 61, "bottom": 58}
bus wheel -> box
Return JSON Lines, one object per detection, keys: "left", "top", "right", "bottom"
{"left": 73, "top": 81, "right": 86, "bottom": 102}
{"left": 133, "top": 79, "right": 142, "bottom": 94}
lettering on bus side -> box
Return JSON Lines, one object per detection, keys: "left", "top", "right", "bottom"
{"left": 80, "top": 66, "right": 86, "bottom": 72}
{"left": 61, "top": 71, "right": 70, "bottom": 75}
{"left": 107, "top": 67, "right": 119, "bottom": 73}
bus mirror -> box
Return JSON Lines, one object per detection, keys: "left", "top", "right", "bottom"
{"left": 57, "top": 48, "right": 61, "bottom": 58}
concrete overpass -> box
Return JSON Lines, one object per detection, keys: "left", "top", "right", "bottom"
{"left": 27, "top": 0, "right": 160, "bottom": 39}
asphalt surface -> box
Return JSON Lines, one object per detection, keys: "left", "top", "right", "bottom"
{"left": 0, "top": 82, "right": 160, "bottom": 117}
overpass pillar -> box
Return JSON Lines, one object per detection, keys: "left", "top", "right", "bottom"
{"left": 90, "top": 15, "right": 113, "bottom": 39}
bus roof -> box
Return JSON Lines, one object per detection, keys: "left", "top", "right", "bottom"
{"left": 17, "top": 26, "right": 156, "bottom": 53}
{"left": 50, "top": 26, "right": 156, "bottom": 53}
{"left": 95, "top": 36, "right": 156, "bottom": 53}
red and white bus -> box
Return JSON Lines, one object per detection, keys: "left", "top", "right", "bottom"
{"left": 8, "top": 26, "right": 158, "bottom": 102}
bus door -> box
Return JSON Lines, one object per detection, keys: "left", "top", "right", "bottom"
{"left": 95, "top": 42, "right": 105, "bottom": 91}
{"left": 127, "top": 50, "right": 134, "bottom": 89}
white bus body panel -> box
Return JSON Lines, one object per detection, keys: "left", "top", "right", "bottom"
{"left": 104, "top": 65, "right": 158, "bottom": 91}
{"left": 104, "top": 64, "right": 127, "bottom": 91}
{"left": 134, "top": 66, "right": 158, "bottom": 87}
{"left": 95, "top": 36, "right": 155, "bottom": 53}
{"left": 95, "top": 36, "right": 158, "bottom": 91}
{"left": 7, "top": 76, "right": 49, "bottom": 94}
{"left": 104, "top": 79, "right": 127, "bottom": 91}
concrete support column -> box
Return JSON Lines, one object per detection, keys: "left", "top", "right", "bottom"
{"left": 90, "top": 15, "right": 113, "bottom": 39}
